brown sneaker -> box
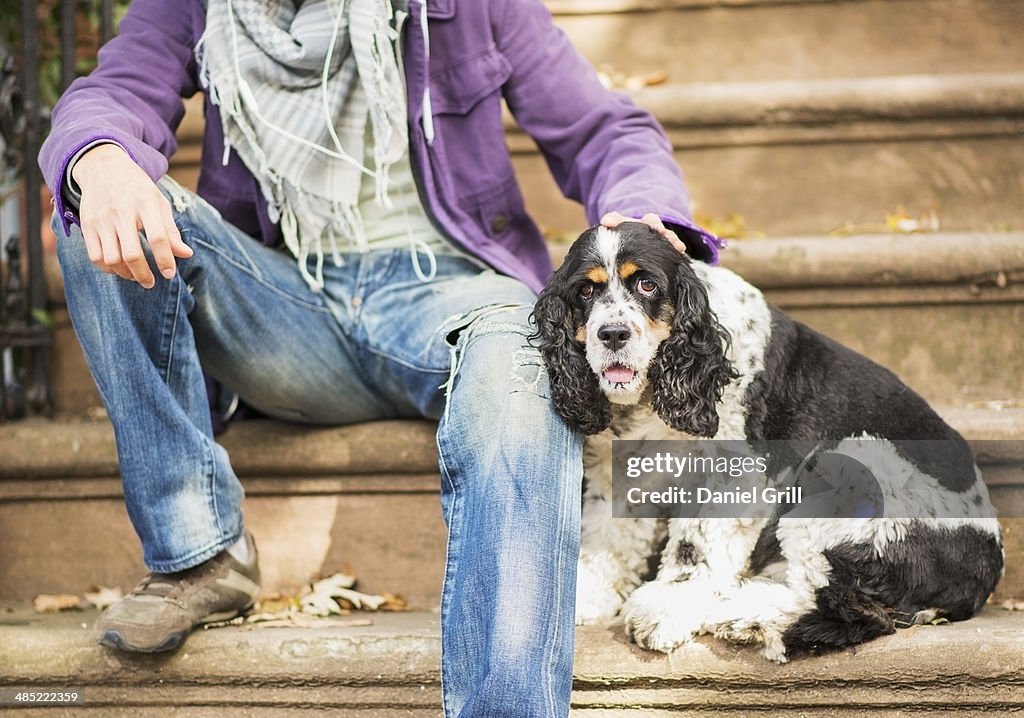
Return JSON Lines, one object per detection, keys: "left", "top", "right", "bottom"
{"left": 95, "top": 533, "right": 261, "bottom": 653}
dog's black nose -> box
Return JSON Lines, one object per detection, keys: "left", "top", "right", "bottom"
{"left": 598, "top": 323, "right": 632, "bottom": 351}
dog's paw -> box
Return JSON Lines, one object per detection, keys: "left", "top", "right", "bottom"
{"left": 715, "top": 617, "right": 790, "bottom": 663}
{"left": 759, "top": 631, "right": 789, "bottom": 664}
{"left": 575, "top": 564, "right": 627, "bottom": 625}
{"left": 708, "top": 580, "right": 795, "bottom": 663}
{"left": 576, "top": 595, "right": 622, "bottom": 625}
{"left": 622, "top": 582, "right": 708, "bottom": 652}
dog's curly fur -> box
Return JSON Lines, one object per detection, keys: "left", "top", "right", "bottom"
{"left": 534, "top": 223, "right": 1003, "bottom": 662}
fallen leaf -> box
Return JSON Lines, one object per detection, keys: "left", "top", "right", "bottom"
{"left": 832, "top": 205, "right": 941, "bottom": 237}
{"left": 83, "top": 585, "right": 123, "bottom": 611}
{"left": 256, "top": 595, "right": 298, "bottom": 614}
{"left": 596, "top": 63, "right": 669, "bottom": 91}
{"left": 331, "top": 587, "right": 387, "bottom": 611}
{"left": 310, "top": 572, "right": 357, "bottom": 594}
{"left": 379, "top": 593, "right": 409, "bottom": 612}
{"left": 203, "top": 571, "right": 405, "bottom": 630}
{"left": 692, "top": 210, "right": 757, "bottom": 240}
{"left": 301, "top": 591, "right": 350, "bottom": 617}
{"left": 301, "top": 572, "right": 397, "bottom": 614}
{"left": 33, "top": 594, "right": 81, "bottom": 613}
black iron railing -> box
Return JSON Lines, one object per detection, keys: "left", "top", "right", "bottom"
{"left": 0, "top": 1, "right": 117, "bottom": 420}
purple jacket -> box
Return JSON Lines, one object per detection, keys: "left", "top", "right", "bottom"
{"left": 40, "top": 0, "right": 722, "bottom": 293}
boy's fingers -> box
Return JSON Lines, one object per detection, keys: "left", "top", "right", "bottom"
{"left": 140, "top": 203, "right": 178, "bottom": 280}
{"left": 600, "top": 211, "right": 626, "bottom": 227}
{"left": 639, "top": 213, "right": 687, "bottom": 255}
{"left": 117, "top": 216, "right": 155, "bottom": 288}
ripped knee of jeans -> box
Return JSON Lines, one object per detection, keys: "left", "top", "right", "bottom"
{"left": 439, "top": 302, "right": 548, "bottom": 421}
{"left": 510, "top": 345, "right": 547, "bottom": 396}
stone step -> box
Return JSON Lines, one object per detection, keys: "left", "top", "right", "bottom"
{"left": 171, "top": 71, "right": 1024, "bottom": 237}
{"left": 2, "top": 409, "right": 1023, "bottom": 607}
{"left": 723, "top": 231, "right": 1024, "bottom": 407}
{"left": 43, "top": 232, "right": 1024, "bottom": 414}
{"left": 1, "top": 605, "right": 1022, "bottom": 716}
{"left": 545, "top": 231, "right": 1024, "bottom": 406}
{"left": 509, "top": 72, "right": 1024, "bottom": 236}
{"left": 0, "top": 419, "right": 445, "bottom": 608}
{"left": 546, "top": 0, "right": 1023, "bottom": 84}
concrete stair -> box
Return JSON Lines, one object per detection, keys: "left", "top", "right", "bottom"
{"left": 44, "top": 230, "right": 1024, "bottom": 414}
{"left": 28, "top": 230, "right": 1024, "bottom": 605}
{"left": 0, "top": 419, "right": 446, "bottom": 608}
{"left": 2, "top": 605, "right": 1023, "bottom": 716}
{"left": 508, "top": 0, "right": 1024, "bottom": 237}
{"left": 3, "top": 407, "right": 1024, "bottom": 606}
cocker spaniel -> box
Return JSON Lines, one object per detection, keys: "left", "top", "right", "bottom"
{"left": 533, "top": 222, "right": 1003, "bottom": 661}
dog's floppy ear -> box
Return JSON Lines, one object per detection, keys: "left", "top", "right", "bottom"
{"left": 648, "top": 261, "right": 737, "bottom": 437}
{"left": 532, "top": 268, "right": 612, "bottom": 436}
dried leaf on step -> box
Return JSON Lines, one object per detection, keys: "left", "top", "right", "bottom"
{"left": 330, "top": 587, "right": 387, "bottom": 611}
{"left": 301, "top": 591, "right": 350, "bottom": 617}
{"left": 33, "top": 594, "right": 82, "bottom": 613}
{"left": 596, "top": 63, "right": 669, "bottom": 91}
{"left": 301, "top": 571, "right": 403, "bottom": 614}
{"left": 310, "top": 572, "right": 357, "bottom": 594}
{"left": 1000, "top": 599, "right": 1024, "bottom": 611}
{"left": 83, "top": 585, "right": 123, "bottom": 611}
{"left": 379, "top": 593, "right": 409, "bottom": 612}
{"left": 832, "top": 205, "right": 941, "bottom": 237}
{"left": 256, "top": 595, "right": 298, "bottom": 614}
{"left": 899, "top": 624, "right": 921, "bottom": 638}
{"left": 692, "top": 210, "right": 756, "bottom": 240}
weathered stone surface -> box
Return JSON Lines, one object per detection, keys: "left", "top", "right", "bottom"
{"left": 0, "top": 418, "right": 438, "bottom": 479}
{"left": 1, "top": 606, "right": 1022, "bottom": 715}
{"left": 517, "top": 132, "right": 1024, "bottom": 238}
{"left": 2, "top": 410, "right": 1022, "bottom": 603}
{"left": 546, "top": 0, "right": 1024, "bottom": 82}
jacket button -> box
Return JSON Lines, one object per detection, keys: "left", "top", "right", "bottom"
{"left": 490, "top": 214, "right": 509, "bottom": 234}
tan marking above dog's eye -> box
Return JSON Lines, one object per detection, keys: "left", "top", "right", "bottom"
{"left": 619, "top": 261, "right": 640, "bottom": 280}
{"left": 585, "top": 267, "right": 609, "bottom": 284}
{"left": 637, "top": 278, "right": 658, "bottom": 297}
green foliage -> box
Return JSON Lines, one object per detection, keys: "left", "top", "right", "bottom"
{"left": 1, "top": 0, "right": 131, "bottom": 109}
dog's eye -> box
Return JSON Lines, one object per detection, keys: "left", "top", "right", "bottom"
{"left": 636, "top": 278, "right": 658, "bottom": 297}
{"left": 580, "top": 283, "right": 595, "bottom": 301}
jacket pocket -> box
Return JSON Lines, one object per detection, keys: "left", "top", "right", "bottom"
{"left": 429, "top": 45, "right": 512, "bottom": 115}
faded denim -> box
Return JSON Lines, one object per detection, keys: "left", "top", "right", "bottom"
{"left": 55, "top": 177, "right": 582, "bottom": 717}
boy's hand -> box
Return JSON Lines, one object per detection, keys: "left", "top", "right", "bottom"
{"left": 72, "top": 144, "right": 193, "bottom": 288}
{"left": 600, "top": 211, "right": 687, "bottom": 256}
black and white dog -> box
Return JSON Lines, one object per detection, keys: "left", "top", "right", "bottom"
{"left": 533, "top": 223, "right": 1003, "bottom": 662}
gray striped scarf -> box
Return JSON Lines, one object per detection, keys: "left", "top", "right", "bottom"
{"left": 198, "top": 0, "right": 409, "bottom": 289}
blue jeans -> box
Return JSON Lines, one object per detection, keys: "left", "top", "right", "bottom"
{"left": 55, "top": 178, "right": 582, "bottom": 717}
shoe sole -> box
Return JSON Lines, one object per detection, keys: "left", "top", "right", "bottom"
{"left": 98, "top": 628, "right": 188, "bottom": 654}
{"left": 97, "top": 602, "right": 255, "bottom": 654}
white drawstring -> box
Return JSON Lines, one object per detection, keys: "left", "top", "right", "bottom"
{"left": 225, "top": 0, "right": 373, "bottom": 174}
{"left": 419, "top": 0, "right": 435, "bottom": 144}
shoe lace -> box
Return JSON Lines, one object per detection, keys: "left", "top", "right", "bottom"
{"left": 132, "top": 572, "right": 192, "bottom": 600}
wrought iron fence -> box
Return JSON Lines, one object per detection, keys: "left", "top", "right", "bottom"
{"left": 0, "top": 1, "right": 117, "bottom": 421}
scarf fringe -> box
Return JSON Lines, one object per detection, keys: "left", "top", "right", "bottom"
{"left": 197, "top": 0, "right": 409, "bottom": 291}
